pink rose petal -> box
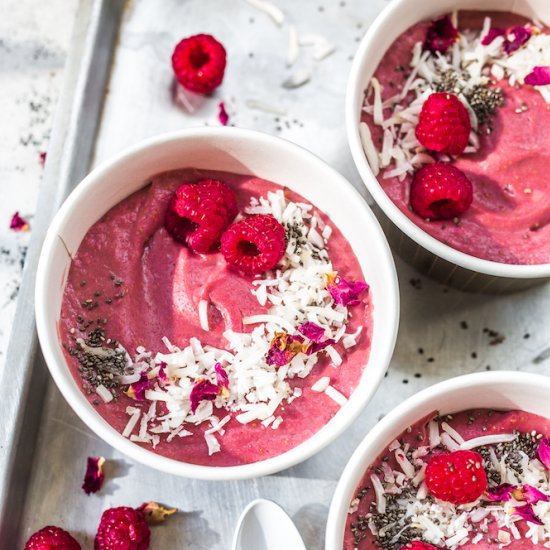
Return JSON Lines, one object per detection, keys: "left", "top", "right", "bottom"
{"left": 326, "top": 274, "right": 369, "bottom": 307}
{"left": 423, "top": 15, "right": 459, "bottom": 54}
{"left": 525, "top": 66, "right": 550, "bottom": 86}
{"left": 538, "top": 438, "right": 550, "bottom": 470}
{"left": 486, "top": 483, "right": 517, "bottom": 501}
{"left": 512, "top": 503, "right": 543, "bottom": 525}
{"left": 125, "top": 373, "right": 150, "bottom": 401}
{"left": 522, "top": 484, "right": 550, "bottom": 504}
{"left": 158, "top": 361, "right": 168, "bottom": 384}
{"left": 481, "top": 27, "right": 505, "bottom": 45}
{"left": 297, "top": 322, "right": 325, "bottom": 343}
{"left": 82, "top": 456, "right": 105, "bottom": 495}
{"left": 10, "top": 211, "right": 29, "bottom": 231}
{"left": 266, "top": 332, "right": 308, "bottom": 367}
{"left": 218, "top": 101, "right": 229, "bottom": 126}
{"left": 190, "top": 379, "right": 219, "bottom": 413}
{"left": 215, "top": 362, "right": 229, "bottom": 393}
{"left": 503, "top": 26, "right": 531, "bottom": 54}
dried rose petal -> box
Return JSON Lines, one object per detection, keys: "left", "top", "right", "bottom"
{"left": 512, "top": 503, "right": 543, "bottom": 525}
{"left": 158, "top": 361, "right": 168, "bottom": 384}
{"left": 525, "top": 66, "right": 550, "bottom": 86}
{"left": 266, "top": 332, "right": 308, "bottom": 367}
{"left": 125, "top": 373, "right": 150, "bottom": 401}
{"left": 522, "top": 484, "right": 550, "bottom": 504}
{"left": 423, "top": 15, "right": 459, "bottom": 54}
{"left": 82, "top": 456, "right": 105, "bottom": 495}
{"left": 214, "top": 362, "right": 230, "bottom": 398}
{"left": 503, "top": 26, "right": 531, "bottom": 54}
{"left": 218, "top": 101, "right": 229, "bottom": 126}
{"left": 137, "top": 501, "right": 177, "bottom": 524}
{"left": 190, "top": 379, "right": 219, "bottom": 413}
{"left": 297, "top": 322, "right": 326, "bottom": 343}
{"left": 486, "top": 483, "right": 517, "bottom": 501}
{"left": 326, "top": 274, "right": 369, "bottom": 307}
{"left": 481, "top": 27, "right": 505, "bottom": 45}
{"left": 538, "top": 438, "right": 550, "bottom": 470}
{"left": 39, "top": 151, "right": 47, "bottom": 167}
{"left": 10, "top": 212, "right": 29, "bottom": 231}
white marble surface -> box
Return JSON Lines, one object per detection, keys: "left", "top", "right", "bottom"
{"left": 0, "top": 0, "right": 78, "bottom": 369}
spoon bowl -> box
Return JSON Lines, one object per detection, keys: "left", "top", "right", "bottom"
{"left": 232, "top": 499, "right": 306, "bottom": 550}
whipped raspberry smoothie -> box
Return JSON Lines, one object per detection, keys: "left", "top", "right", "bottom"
{"left": 361, "top": 11, "right": 550, "bottom": 265}
{"left": 345, "top": 409, "right": 550, "bottom": 550}
{"left": 59, "top": 169, "right": 372, "bottom": 466}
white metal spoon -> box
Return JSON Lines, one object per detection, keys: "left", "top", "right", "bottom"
{"left": 232, "top": 498, "right": 307, "bottom": 550}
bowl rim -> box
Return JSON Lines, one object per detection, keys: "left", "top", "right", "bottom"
{"left": 345, "top": 0, "right": 550, "bottom": 279}
{"left": 325, "top": 370, "right": 550, "bottom": 549}
{"left": 35, "top": 126, "right": 400, "bottom": 480}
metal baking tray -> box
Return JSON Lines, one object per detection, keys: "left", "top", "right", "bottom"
{"left": 1, "top": 0, "right": 549, "bottom": 547}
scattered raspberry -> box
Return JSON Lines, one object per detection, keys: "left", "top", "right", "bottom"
{"left": 415, "top": 93, "right": 471, "bottom": 155}
{"left": 221, "top": 214, "right": 286, "bottom": 275}
{"left": 25, "top": 526, "right": 81, "bottom": 550}
{"left": 94, "top": 507, "right": 150, "bottom": 550}
{"left": 172, "top": 34, "right": 227, "bottom": 94}
{"left": 425, "top": 450, "right": 487, "bottom": 504}
{"left": 165, "top": 179, "right": 238, "bottom": 254}
{"left": 410, "top": 163, "right": 473, "bottom": 220}
{"left": 400, "top": 542, "right": 439, "bottom": 550}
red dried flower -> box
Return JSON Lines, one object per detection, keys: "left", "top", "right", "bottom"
{"left": 190, "top": 379, "right": 219, "bottom": 413}
{"left": 423, "top": 15, "right": 459, "bottom": 54}
{"left": 525, "top": 66, "right": 550, "bottom": 86}
{"left": 266, "top": 332, "right": 309, "bottom": 367}
{"left": 137, "top": 502, "right": 177, "bottom": 524}
{"left": 10, "top": 211, "right": 29, "bottom": 231}
{"left": 124, "top": 373, "right": 150, "bottom": 401}
{"left": 82, "top": 456, "right": 106, "bottom": 495}
{"left": 218, "top": 101, "right": 229, "bottom": 125}
{"left": 325, "top": 272, "right": 369, "bottom": 307}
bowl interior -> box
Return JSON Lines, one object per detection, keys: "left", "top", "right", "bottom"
{"left": 36, "top": 128, "right": 399, "bottom": 479}
{"left": 325, "top": 372, "right": 550, "bottom": 549}
{"left": 347, "top": 0, "right": 550, "bottom": 279}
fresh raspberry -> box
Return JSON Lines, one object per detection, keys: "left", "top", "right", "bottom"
{"left": 425, "top": 450, "right": 487, "bottom": 505}
{"left": 172, "top": 34, "right": 227, "bottom": 94}
{"left": 25, "top": 526, "right": 81, "bottom": 550}
{"left": 165, "top": 179, "right": 238, "bottom": 254}
{"left": 400, "top": 542, "right": 439, "bottom": 550}
{"left": 415, "top": 93, "right": 471, "bottom": 155}
{"left": 221, "top": 214, "right": 286, "bottom": 275}
{"left": 94, "top": 507, "right": 150, "bottom": 550}
{"left": 410, "top": 163, "right": 473, "bottom": 220}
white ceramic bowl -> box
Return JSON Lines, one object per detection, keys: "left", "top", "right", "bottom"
{"left": 347, "top": 0, "right": 550, "bottom": 293}
{"left": 35, "top": 127, "right": 399, "bottom": 480}
{"left": 325, "top": 371, "right": 550, "bottom": 549}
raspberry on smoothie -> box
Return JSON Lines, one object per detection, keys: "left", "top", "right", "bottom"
{"left": 345, "top": 409, "right": 550, "bottom": 549}
{"left": 59, "top": 169, "right": 372, "bottom": 466}
{"left": 360, "top": 11, "right": 550, "bottom": 265}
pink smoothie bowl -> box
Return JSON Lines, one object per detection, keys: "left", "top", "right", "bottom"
{"left": 35, "top": 128, "right": 399, "bottom": 480}
{"left": 325, "top": 371, "right": 550, "bottom": 549}
{"left": 346, "top": 0, "right": 550, "bottom": 293}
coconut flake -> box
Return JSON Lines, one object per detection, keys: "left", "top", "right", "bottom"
{"left": 324, "top": 385, "right": 347, "bottom": 406}
{"left": 460, "top": 433, "right": 517, "bottom": 450}
{"left": 287, "top": 26, "right": 299, "bottom": 66}
{"left": 359, "top": 122, "right": 380, "bottom": 176}
{"left": 370, "top": 474, "right": 386, "bottom": 514}
{"left": 311, "top": 376, "right": 330, "bottom": 392}
{"left": 198, "top": 300, "right": 209, "bottom": 331}
{"left": 96, "top": 384, "right": 113, "bottom": 403}
{"left": 244, "top": 0, "right": 284, "bottom": 26}
{"left": 246, "top": 99, "right": 287, "bottom": 116}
